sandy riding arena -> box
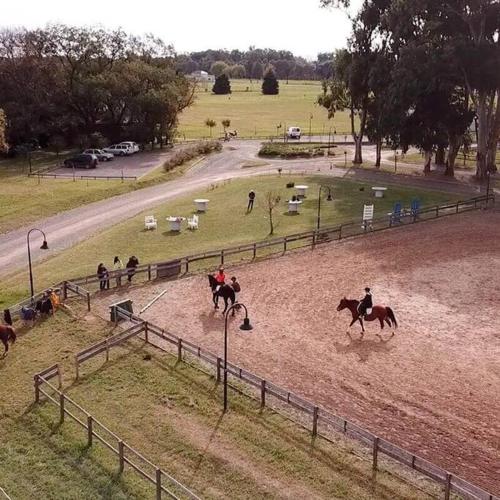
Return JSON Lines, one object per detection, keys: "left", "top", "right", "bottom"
{"left": 97, "top": 211, "right": 500, "bottom": 493}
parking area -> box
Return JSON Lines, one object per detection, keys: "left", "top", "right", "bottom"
{"left": 49, "top": 149, "right": 174, "bottom": 179}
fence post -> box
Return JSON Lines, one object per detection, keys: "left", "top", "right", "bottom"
{"left": 148, "top": 265, "right": 152, "bottom": 281}
{"left": 260, "top": 380, "right": 266, "bottom": 408}
{"left": 312, "top": 231, "right": 316, "bottom": 248}
{"left": 220, "top": 250, "right": 224, "bottom": 265}
{"left": 118, "top": 440, "right": 125, "bottom": 473}
{"left": 216, "top": 357, "right": 222, "bottom": 382}
{"left": 156, "top": 468, "right": 162, "bottom": 500}
{"left": 338, "top": 225, "right": 342, "bottom": 240}
{"left": 62, "top": 281, "right": 67, "bottom": 300}
{"left": 253, "top": 243, "right": 257, "bottom": 259}
{"left": 185, "top": 257, "right": 189, "bottom": 274}
{"left": 75, "top": 357, "right": 80, "bottom": 381}
{"left": 57, "top": 365, "right": 62, "bottom": 389}
{"left": 372, "top": 437, "right": 379, "bottom": 470}
{"left": 444, "top": 473, "right": 451, "bottom": 500}
{"left": 59, "top": 393, "right": 65, "bottom": 424}
{"left": 177, "top": 338, "right": 182, "bottom": 362}
{"left": 312, "top": 406, "right": 319, "bottom": 437}
{"left": 105, "top": 339, "right": 110, "bottom": 362}
{"left": 456, "top": 201, "right": 459, "bottom": 213}
{"left": 436, "top": 206, "right": 439, "bottom": 218}
{"left": 34, "top": 375, "right": 40, "bottom": 403}
{"left": 283, "top": 237, "right": 287, "bottom": 253}
{"left": 86, "top": 292, "right": 91, "bottom": 312}
{"left": 87, "top": 415, "right": 93, "bottom": 447}
{"left": 144, "top": 322, "right": 149, "bottom": 344}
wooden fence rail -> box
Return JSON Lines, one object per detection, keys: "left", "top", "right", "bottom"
{"left": 69, "top": 194, "right": 495, "bottom": 292}
{"left": 101, "top": 308, "right": 497, "bottom": 500}
{"left": 33, "top": 371, "right": 200, "bottom": 500}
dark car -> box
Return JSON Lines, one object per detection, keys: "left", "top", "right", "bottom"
{"left": 64, "top": 154, "right": 98, "bottom": 169}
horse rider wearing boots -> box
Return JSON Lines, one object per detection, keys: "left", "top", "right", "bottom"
{"left": 358, "top": 287, "right": 373, "bottom": 319}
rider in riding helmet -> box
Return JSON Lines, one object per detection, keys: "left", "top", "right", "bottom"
{"left": 215, "top": 266, "right": 226, "bottom": 292}
{"left": 358, "top": 287, "right": 373, "bottom": 319}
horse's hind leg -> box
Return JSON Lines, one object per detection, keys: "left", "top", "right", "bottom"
{"left": 385, "top": 317, "right": 392, "bottom": 327}
{"left": 1, "top": 339, "right": 7, "bottom": 357}
{"left": 379, "top": 318, "right": 385, "bottom": 329}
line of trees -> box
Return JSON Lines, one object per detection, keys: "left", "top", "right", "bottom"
{"left": 0, "top": 25, "right": 196, "bottom": 152}
{"left": 176, "top": 48, "right": 334, "bottom": 82}
{"left": 319, "top": 0, "right": 500, "bottom": 179}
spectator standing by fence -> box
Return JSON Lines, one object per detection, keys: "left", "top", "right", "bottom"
{"left": 97, "top": 263, "right": 109, "bottom": 291}
{"left": 113, "top": 256, "right": 123, "bottom": 286}
{"left": 126, "top": 256, "right": 139, "bottom": 282}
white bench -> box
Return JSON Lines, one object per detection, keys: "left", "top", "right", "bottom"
{"left": 362, "top": 204, "right": 374, "bottom": 231}
{"left": 144, "top": 215, "right": 157, "bottom": 230}
{"left": 371, "top": 186, "right": 387, "bottom": 198}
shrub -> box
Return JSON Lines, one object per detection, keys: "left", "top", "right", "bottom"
{"left": 162, "top": 141, "right": 222, "bottom": 172}
{"left": 258, "top": 142, "right": 324, "bottom": 159}
{"left": 212, "top": 74, "right": 231, "bottom": 95}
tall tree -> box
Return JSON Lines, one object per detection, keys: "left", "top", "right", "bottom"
{"left": 262, "top": 66, "right": 279, "bottom": 95}
{"left": 212, "top": 73, "right": 231, "bottom": 95}
{"left": 0, "top": 108, "right": 7, "bottom": 152}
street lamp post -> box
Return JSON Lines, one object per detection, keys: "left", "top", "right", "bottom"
{"left": 309, "top": 114, "right": 313, "bottom": 142}
{"left": 223, "top": 303, "right": 253, "bottom": 412}
{"left": 317, "top": 185, "right": 333, "bottom": 230}
{"left": 27, "top": 228, "right": 49, "bottom": 299}
{"left": 486, "top": 170, "right": 491, "bottom": 206}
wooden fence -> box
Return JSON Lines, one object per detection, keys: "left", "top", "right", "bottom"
{"left": 69, "top": 194, "right": 495, "bottom": 293}
{"left": 68, "top": 306, "right": 498, "bottom": 500}
{"left": 34, "top": 364, "right": 200, "bottom": 500}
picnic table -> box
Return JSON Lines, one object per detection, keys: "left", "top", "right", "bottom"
{"left": 295, "top": 185, "right": 309, "bottom": 198}
{"left": 371, "top": 186, "right": 387, "bottom": 198}
{"left": 166, "top": 216, "right": 185, "bottom": 231}
{"left": 288, "top": 200, "right": 302, "bottom": 213}
{"left": 194, "top": 199, "right": 209, "bottom": 212}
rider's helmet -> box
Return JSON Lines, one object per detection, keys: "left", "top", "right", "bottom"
{"left": 365, "top": 287, "right": 371, "bottom": 292}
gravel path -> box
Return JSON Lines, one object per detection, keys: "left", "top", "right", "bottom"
{"left": 0, "top": 140, "right": 487, "bottom": 277}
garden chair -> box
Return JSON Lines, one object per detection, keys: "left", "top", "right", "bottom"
{"left": 144, "top": 215, "right": 157, "bottom": 230}
{"left": 388, "top": 202, "right": 402, "bottom": 224}
{"left": 187, "top": 214, "right": 199, "bottom": 230}
{"left": 362, "top": 204, "right": 374, "bottom": 231}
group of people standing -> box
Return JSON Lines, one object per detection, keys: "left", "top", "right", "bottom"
{"left": 97, "top": 256, "right": 140, "bottom": 290}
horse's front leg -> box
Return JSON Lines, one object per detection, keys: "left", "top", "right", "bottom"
{"left": 222, "top": 297, "right": 229, "bottom": 315}
{"left": 213, "top": 293, "right": 219, "bottom": 309}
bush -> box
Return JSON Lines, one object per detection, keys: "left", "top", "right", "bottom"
{"left": 258, "top": 142, "right": 325, "bottom": 159}
{"left": 162, "top": 141, "right": 222, "bottom": 171}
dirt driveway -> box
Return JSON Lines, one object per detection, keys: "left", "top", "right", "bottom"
{"left": 95, "top": 211, "right": 500, "bottom": 494}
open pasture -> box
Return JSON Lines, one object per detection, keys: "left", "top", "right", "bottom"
{"left": 97, "top": 211, "right": 500, "bottom": 494}
{"left": 177, "top": 79, "right": 351, "bottom": 139}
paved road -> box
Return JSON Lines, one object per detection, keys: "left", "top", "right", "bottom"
{"left": 0, "top": 140, "right": 486, "bottom": 279}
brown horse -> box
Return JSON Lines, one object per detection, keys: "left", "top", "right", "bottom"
{"left": 337, "top": 298, "right": 397, "bottom": 335}
{"left": 0, "top": 325, "right": 17, "bottom": 356}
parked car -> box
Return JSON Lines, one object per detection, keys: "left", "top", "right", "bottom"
{"left": 83, "top": 149, "right": 114, "bottom": 161}
{"left": 64, "top": 154, "right": 98, "bottom": 169}
{"left": 287, "top": 127, "right": 301, "bottom": 139}
{"left": 103, "top": 144, "right": 133, "bottom": 156}
{"left": 119, "top": 141, "right": 140, "bottom": 153}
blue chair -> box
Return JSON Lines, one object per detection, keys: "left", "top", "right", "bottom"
{"left": 410, "top": 199, "right": 421, "bottom": 219}
{"left": 389, "top": 202, "right": 402, "bottom": 224}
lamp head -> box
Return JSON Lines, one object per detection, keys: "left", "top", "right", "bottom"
{"left": 239, "top": 317, "right": 253, "bottom": 331}
{"left": 327, "top": 193, "right": 332, "bottom": 201}
{"left": 40, "top": 240, "right": 49, "bottom": 250}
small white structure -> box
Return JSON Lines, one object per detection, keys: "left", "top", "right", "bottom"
{"left": 372, "top": 186, "right": 387, "bottom": 198}
{"left": 187, "top": 214, "right": 199, "bottom": 230}
{"left": 144, "top": 215, "right": 157, "bottom": 230}
{"left": 362, "top": 204, "right": 374, "bottom": 231}
{"left": 166, "top": 216, "right": 185, "bottom": 232}
{"left": 194, "top": 199, "right": 210, "bottom": 212}
{"left": 295, "top": 185, "right": 309, "bottom": 198}
{"left": 188, "top": 70, "right": 215, "bottom": 82}
{"left": 288, "top": 200, "right": 302, "bottom": 213}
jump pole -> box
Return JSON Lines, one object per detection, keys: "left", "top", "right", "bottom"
{"left": 139, "top": 289, "right": 168, "bottom": 315}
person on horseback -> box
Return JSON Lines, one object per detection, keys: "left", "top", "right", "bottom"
{"left": 357, "top": 287, "right": 373, "bottom": 319}
{"left": 215, "top": 266, "right": 226, "bottom": 292}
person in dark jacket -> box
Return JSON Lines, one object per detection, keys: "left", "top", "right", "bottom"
{"left": 126, "top": 256, "right": 139, "bottom": 282}
{"left": 247, "top": 190, "right": 256, "bottom": 212}
{"left": 357, "top": 287, "right": 373, "bottom": 318}
{"left": 97, "top": 263, "right": 109, "bottom": 290}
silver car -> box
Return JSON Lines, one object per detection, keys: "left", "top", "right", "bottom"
{"left": 83, "top": 149, "right": 114, "bottom": 161}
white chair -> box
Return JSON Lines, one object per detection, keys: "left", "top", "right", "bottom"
{"left": 144, "top": 215, "right": 157, "bottom": 230}
{"left": 187, "top": 214, "right": 199, "bottom": 230}
{"left": 362, "top": 204, "right": 374, "bottom": 231}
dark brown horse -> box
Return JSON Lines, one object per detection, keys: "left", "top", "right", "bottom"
{"left": 337, "top": 298, "right": 397, "bottom": 335}
{"left": 0, "top": 325, "right": 17, "bottom": 356}
{"left": 208, "top": 274, "right": 236, "bottom": 315}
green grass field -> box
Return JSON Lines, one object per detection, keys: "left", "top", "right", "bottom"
{"left": 1, "top": 175, "right": 460, "bottom": 307}
{"left": 178, "top": 79, "right": 351, "bottom": 139}
{"left": 0, "top": 151, "right": 193, "bottom": 234}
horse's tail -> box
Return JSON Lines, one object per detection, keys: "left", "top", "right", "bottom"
{"left": 8, "top": 326, "right": 16, "bottom": 343}
{"left": 386, "top": 307, "right": 397, "bottom": 328}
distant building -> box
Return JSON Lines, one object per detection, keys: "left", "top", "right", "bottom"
{"left": 188, "top": 70, "right": 215, "bottom": 82}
